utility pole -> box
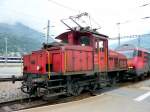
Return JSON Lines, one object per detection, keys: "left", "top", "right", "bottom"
{"left": 138, "top": 35, "right": 141, "bottom": 47}
{"left": 116, "top": 22, "right": 121, "bottom": 46}
{"left": 44, "top": 20, "right": 55, "bottom": 44}
{"left": 46, "top": 20, "right": 50, "bottom": 44}
{"left": 5, "top": 37, "right": 8, "bottom": 64}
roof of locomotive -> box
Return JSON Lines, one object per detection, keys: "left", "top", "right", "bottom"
{"left": 56, "top": 29, "right": 108, "bottom": 40}
{"left": 109, "top": 49, "right": 126, "bottom": 58}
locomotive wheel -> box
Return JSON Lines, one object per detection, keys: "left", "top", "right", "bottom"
{"left": 21, "top": 77, "right": 37, "bottom": 96}
{"left": 89, "top": 83, "right": 98, "bottom": 91}
{"left": 70, "top": 80, "right": 83, "bottom": 96}
{"left": 132, "top": 76, "right": 138, "bottom": 82}
{"left": 109, "top": 77, "right": 117, "bottom": 87}
{"left": 139, "top": 75, "right": 145, "bottom": 81}
{"left": 21, "top": 83, "right": 36, "bottom": 95}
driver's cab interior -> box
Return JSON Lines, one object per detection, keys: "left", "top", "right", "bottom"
{"left": 60, "top": 31, "right": 93, "bottom": 47}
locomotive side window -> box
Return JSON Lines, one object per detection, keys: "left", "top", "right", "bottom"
{"left": 133, "top": 50, "right": 138, "bottom": 56}
{"left": 96, "top": 41, "right": 104, "bottom": 52}
{"left": 99, "top": 41, "right": 104, "bottom": 51}
{"left": 95, "top": 41, "right": 104, "bottom": 52}
{"left": 61, "top": 38, "right": 68, "bottom": 44}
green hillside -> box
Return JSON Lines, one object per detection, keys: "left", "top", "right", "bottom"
{"left": 0, "top": 22, "right": 54, "bottom": 56}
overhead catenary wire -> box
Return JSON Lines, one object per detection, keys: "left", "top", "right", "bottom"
{"left": 109, "top": 33, "right": 150, "bottom": 40}
{"left": 0, "top": 7, "right": 47, "bottom": 23}
{"left": 116, "top": 0, "right": 150, "bottom": 24}
{"left": 115, "top": 15, "right": 150, "bottom": 44}
{"left": 114, "top": 1, "right": 150, "bottom": 46}
{"left": 139, "top": 2, "right": 150, "bottom": 7}
{"left": 88, "top": 14, "right": 102, "bottom": 29}
{"left": 48, "top": 0, "right": 102, "bottom": 29}
{"left": 48, "top": 0, "right": 80, "bottom": 13}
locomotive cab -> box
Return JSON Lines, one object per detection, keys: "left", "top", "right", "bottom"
{"left": 57, "top": 30, "right": 108, "bottom": 47}
{"left": 56, "top": 29, "right": 109, "bottom": 72}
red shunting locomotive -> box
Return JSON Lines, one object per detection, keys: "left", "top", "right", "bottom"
{"left": 22, "top": 27, "right": 127, "bottom": 98}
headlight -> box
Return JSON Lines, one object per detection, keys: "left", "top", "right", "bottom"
{"left": 37, "top": 65, "right": 41, "bottom": 71}
{"left": 128, "top": 66, "right": 133, "bottom": 69}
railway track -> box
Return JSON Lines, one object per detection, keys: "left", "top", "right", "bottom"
{"left": 0, "top": 78, "right": 12, "bottom": 82}
{"left": 0, "top": 91, "right": 94, "bottom": 112}
{"left": 0, "top": 76, "right": 150, "bottom": 112}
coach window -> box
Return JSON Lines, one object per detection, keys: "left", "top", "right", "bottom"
{"left": 138, "top": 50, "right": 142, "bottom": 57}
{"left": 144, "top": 52, "right": 148, "bottom": 59}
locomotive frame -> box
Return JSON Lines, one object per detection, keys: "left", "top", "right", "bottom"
{"left": 21, "top": 29, "right": 127, "bottom": 99}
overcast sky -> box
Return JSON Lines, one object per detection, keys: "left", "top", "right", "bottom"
{"left": 0, "top": 0, "right": 150, "bottom": 38}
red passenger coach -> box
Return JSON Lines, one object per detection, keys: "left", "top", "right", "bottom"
{"left": 21, "top": 27, "right": 127, "bottom": 98}
{"left": 116, "top": 44, "right": 150, "bottom": 79}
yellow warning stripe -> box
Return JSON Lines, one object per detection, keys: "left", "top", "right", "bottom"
{"left": 64, "top": 51, "right": 67, "bottom": 74}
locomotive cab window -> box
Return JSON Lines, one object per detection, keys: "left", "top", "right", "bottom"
{"left": 79, "top": 36, "right": 90, "bottom": 46}
{"left": 61, "top": 38, "right": 68, "bottom": 44}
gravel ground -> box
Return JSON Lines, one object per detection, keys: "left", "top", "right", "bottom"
{"left": 0, "top": 81, "right": 28, "bottom": 103}
{"left": 0, "top": 65, "right": 25, "bottom": 103}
